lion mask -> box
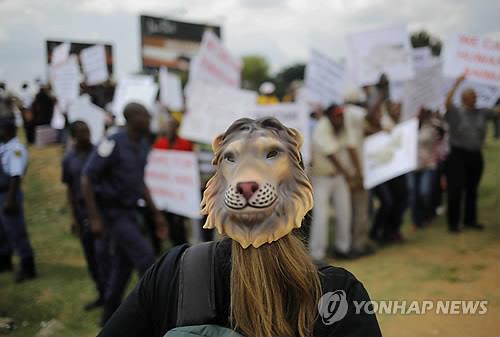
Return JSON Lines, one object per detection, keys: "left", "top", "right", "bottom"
{"left": 201, "top": 117, "right": 313, "bottom": 248}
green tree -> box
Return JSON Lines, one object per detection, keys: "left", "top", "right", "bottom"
{"left": 272, "top": 63, "right": 306, "bottom": 99}
{"left": 411, "top": 30, "right": 442, "bottom": 56}
{"left": 241, "top": 55, "right": 270, "bottom": 90}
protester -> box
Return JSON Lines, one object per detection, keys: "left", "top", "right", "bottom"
{"left": 344, "top": 92, "right": 377, "bottom": 256}
{"left": 256, "top": 81, "right": 279, "bottom": 105}
{"left": 62, "top": 121, "right": 105, "bottom": 310}
{"left": 152, "top": 114, "right": 192, "bottom": 246}
{"left": 32, "top": 84, "right": 56, "bottom": 127}
{"left": 0, "top": 117, "right": 37, "bottom": 283}
{"left": 0, "top": 82, "right": 16, "bottom": 120}
{"left": 19, "top": 83, "right": 36, "bottom": 144}
{"left": 310, "top": 104, "right": 359, "bottom": 260}
{"left": 409, "top": 108, "right": 439, "bottom": 228}
{"left": 444, "top": 74, "right": 500, "bottom": 232}
{"left": 97, "top": 117, "right": 381, "bottom": 337}
{"left": 366, "top": 76, "right": 408, "bottom": 243}
{"left": 81, "top": 103, "right": 168, "bottom": 325}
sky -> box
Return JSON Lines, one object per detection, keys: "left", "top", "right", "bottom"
{"left": 0, "top": 0, "right": 499, "bottom": 91}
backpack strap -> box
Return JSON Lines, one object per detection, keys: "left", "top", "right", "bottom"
{"left": 176, "top": 241, "right": 218, "bottom": 326}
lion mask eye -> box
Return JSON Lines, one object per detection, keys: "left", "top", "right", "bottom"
{"left": 266, "top": 150, "right": 280, "bottom": 159}
{"left": 223, "top": 152, "right": 236, "bottom": 163}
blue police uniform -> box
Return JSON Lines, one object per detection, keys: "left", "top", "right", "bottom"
{"left": 82, "top": 129, "right": 155, "bottom": 323}
{"left": 0, "top": 137, "right": 34, "bottom": 263}
{"left": 62, "top": 145, "right": 107, "bottom": 300}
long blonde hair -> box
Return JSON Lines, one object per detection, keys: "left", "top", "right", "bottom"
{"left": 230, "top": 234, "right": 322, "bottom": 337}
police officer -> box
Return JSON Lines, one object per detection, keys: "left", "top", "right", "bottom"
{"left": 0, "top": 117, "right": 37, "bottom": 283}
{"left": 62, "top": 120, "right": 105, "bottom": 310}
{"left": 81, "top": 103, "right": 167, "bottom": 325}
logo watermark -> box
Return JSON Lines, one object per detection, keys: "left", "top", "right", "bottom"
{"left": 318, "top": 293, "right": 489, "bottom": 326}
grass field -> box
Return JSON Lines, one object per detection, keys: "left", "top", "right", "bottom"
{"left": 0, "top": 132, "right": 498, "bottom": 337}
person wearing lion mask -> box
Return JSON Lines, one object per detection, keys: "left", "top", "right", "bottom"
{"left": 97, "top": 117, "right": 381, "bottom": 337}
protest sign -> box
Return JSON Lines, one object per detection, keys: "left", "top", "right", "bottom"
{"left": 363, "top": 118, "right": 418, "bottom": 189}
{"left": 68, "top": 95, "right": 107, "bottom": 144}
{"left": 189, "top": 30, "right": 241, "bottom": 88}
{"left": 180, "top": 81, "right": 257, "bottom": 144}
{"left": 443, "top": 33, "right": 500, "bottom": 87}
{"left": 145, "top": 150, "right": 202, "bottom": 219}
{"left": 347, "top": 24, "right": 415, "bottom": 86}
{"left": 304, "top": 49, "right": 346, "bottom": 107}
{"left": 50, "top": 55, "right": 81, "bottom": 109}
{"left": 159, "top": 67, "right": 184, "bottom": 111}
{"left": 401, "top": 61, "right": 444, "bottom": 120}
{"left": 244, "top": 103, "right": 311, "bottom": 164}
{"left": 51, "top": 42, "right": 70, "bottom": 66}
{"left": 412, "top": 47, "right": 434, "bottom": 70}
{"left": 80, "top": 45, "right": 109, "bottom": 86}
{"left": 111, "top": 75, "right": 158, "bottom": 125}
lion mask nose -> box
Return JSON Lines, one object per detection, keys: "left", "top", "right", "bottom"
{"left": 236, "top": 181, "right": 259, "bottom": 201}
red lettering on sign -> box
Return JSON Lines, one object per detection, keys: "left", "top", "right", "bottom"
{"left": 459, "top": 34, "right": 479, "bottom": 47}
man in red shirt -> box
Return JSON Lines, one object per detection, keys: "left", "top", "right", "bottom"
{"left": 153, "top": 116, "right": 192, "bottom": 152}
{"left": 152, "top": 115, "right": 191, "bottom": 246}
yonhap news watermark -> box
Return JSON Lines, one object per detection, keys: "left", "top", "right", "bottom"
{"left": 318, "top": 291, "right": 489, "bottom": 325}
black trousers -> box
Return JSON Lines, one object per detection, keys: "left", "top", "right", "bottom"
{"left": 371, "top": 175, "right": 408, "bottom": 241}
{"left": 446, "top": 147, "right": 484, "bottom": 230}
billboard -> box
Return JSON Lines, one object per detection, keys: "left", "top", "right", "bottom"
{"left": 140, "top": 15, "right": 221, "bottom": 71}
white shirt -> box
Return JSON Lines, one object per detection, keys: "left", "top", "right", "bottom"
{"left": 0, "top": 137, "right": 28, "bottom": 177}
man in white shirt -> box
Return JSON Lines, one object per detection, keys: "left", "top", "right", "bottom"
{"left": 310, "top": 104, "right": 367, "bottom": 260}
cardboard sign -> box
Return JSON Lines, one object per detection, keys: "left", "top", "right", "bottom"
{"left": 159, "top": 67, "right": 184, "bottom": 111}
{"left": 80, "top": 45, "right": 109, "bottom": 86}
{"left": 111, "top": 75, "right": 158, "bottom": 125}
{"left": 347, "top": 24, "right": 415, "bottom": 86}
{"left": 412, "top": 47, "right": 434, "bottom": 70}
{"left": 304, "top": 49, "right": 346, "bottom": 107}
{"left": 443, "top": 33, "right": 500, "bottom": 87}
{"left": 363, "top": 118, "right": 418, "bottom": 189}
{"left": 189, "top": 30, "right": 241, "bottom": 88}
{"left": 68, "top": 95, "right": 107, "bottom": 145}
{"left": 145, "top": 150, "right": 202, "bottom": 219}
{"left": 244, "top": 103, "right": 311, "bottom": 164}
{"left": 180, "top": 81, "right": 257, "bottom": 144}
{"left": 50, "top": 55, "right": 81, "bottom": 109}
{"left": 51, "top": 42, "right": 70, "bottom": 66}
{"left": 401, "top": 61, "right": 444, "bottom": 120}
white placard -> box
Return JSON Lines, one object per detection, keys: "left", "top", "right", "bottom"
{"left": 443, "top": 33, "right": 500, "bottom": 87}
{"left": 347, "top": 24, "right": 415, "bottom": 86}
{"left": 51, "top": 42, "right": 70, "bottom": 66}
{"left": 304, "top": 49, "right": 346, "bottom": 107}
{"left": 244, "top": 103, "right": 311, "bottom": 164}
{"left": 401, "top": 61, "right": 444, "bottom": 120}
{"left": 50, "top": 55, "right": 81, "bottom": 109}
{"left": 159, "top": 67, "right": 184, "bottom": 111}
{"left": 363, "top": 118, "right": 418, "bottom": 189}
{"left": 412, "top": 47, "right": 433, "bottom": 70}
{"left": 145, "top": 150, "right": 202, "bottom": 219}
{"left": 80, "top": 45, "right": 109, "bottom": 86}
{"left": 180, "top": 81, "right": 257, "bottom": 144}
{"left": 189, "top": 30, "right": 241, "bottom": 88}
{"left": 50, "top": 103, "right": 66, "bottom": 130}
{"left": 111, "top": 75, "right": 158, "bottom": 125}
{"left": 68, "top": 95, "right": 107, "bottom": 144}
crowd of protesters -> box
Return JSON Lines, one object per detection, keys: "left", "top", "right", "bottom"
{"left": 0, "top": 67, "right": 498, "bottom": 327}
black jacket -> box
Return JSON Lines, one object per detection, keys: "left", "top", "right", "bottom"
{"left": 98, "top": 239, "right": 382, "bottom": 337}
